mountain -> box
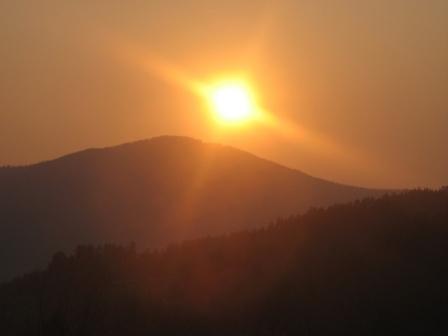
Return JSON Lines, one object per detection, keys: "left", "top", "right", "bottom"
{"left": 1, "top": 189, "right": 447, "bottom": 335}
{"left": 0, "top": 136, "right": 384, "bottom": 282}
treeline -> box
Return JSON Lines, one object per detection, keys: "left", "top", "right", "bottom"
{"left": 1, "top": 189, "right": 448, "bottom": 335}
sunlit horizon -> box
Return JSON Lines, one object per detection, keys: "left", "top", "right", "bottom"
{"left": 1, "top": 1, "right": 447, "bottom": 189}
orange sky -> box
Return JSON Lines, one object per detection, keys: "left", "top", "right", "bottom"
{"left": 1, "top": 0, "right": 447, "bottom": 188}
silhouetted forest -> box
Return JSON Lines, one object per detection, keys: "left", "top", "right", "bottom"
{"left": 0, "top": 136, "right": 383, "bottom": 282}
{"left": 1, "top": 188, "right": 447, "bottom": 335}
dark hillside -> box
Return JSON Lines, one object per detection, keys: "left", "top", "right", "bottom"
{"left": 1, "top": 189, "right": 447, "bottom": 335}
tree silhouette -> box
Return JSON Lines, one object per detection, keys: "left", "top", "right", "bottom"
{"left": 1, "top": 188, "right": 448, "bottom": 335}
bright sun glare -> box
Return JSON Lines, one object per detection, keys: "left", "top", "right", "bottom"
{"left": 208, "top": 81, "right": 256, "bottom": 123}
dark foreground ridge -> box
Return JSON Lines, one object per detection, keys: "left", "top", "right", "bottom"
{"left": 0, "top": 136, "right": 382, "bottom": 282}
{"left": 1, "top": 189, "right": 447, "bottom": 335}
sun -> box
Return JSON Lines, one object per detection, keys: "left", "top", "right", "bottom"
{"left": 208, "top": 80, "right": 257, "bottom": 123}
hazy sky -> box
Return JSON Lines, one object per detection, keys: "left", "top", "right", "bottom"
{"left": 1, "top": 0, "right": 447, "bottom": 188}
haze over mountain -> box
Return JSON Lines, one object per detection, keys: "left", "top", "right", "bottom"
{"left": 2, "top": 189, "right": 447, "bottom": 335}
{"left": 0, "top": 136, "right": 384, "bottom": 282}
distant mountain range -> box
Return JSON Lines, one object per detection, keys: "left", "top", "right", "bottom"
{"left": 0, "top": 136, "right": 385, "bottom": 281}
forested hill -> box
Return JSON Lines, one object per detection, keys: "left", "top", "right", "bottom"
{"left": 1, "top": 189, "right": 447, "bottom": 335}
{"left": 0, "top": 136, "right": 382, "bottom": 282}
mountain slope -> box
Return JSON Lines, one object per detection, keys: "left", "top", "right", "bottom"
{"left": 0, "top": 136, "right": 383, "bottom": 281}
{"left": 1, "top": 189, "right": 447, "bottom": 335}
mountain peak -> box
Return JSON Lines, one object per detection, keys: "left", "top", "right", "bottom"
{"left": 111, "top": 135, "right": 204, "bottom": 151}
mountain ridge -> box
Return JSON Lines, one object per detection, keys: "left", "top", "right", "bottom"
{"left": 0, "top": 135, "right": 386, "bottom": 282}
{"left": 1, "top": 135, "right": 381, "bottom": 191}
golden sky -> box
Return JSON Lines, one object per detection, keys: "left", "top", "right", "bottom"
{"left": 1, "top": 0, "right": 447, "bottom": 188}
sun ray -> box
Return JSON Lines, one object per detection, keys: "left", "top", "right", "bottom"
{"left": 117, "top": 43, "right": 387, "bottom": 183}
